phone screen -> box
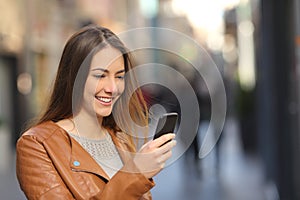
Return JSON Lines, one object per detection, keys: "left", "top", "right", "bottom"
{"left": 153, "top": 112, "right": 178, "bottom": 139}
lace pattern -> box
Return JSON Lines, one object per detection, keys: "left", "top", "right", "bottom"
{"left": 69, "top": 132, "right": 123, "bottom": 178}
{"left": 70, "top": 133, "right": 119, "bottom": 159}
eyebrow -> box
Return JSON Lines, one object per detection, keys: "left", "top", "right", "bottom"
{"left": 91, "top": 68, "right": 125, "bottom": 74}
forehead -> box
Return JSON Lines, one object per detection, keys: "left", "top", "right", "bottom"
{"left": 90, "top": 46, "right": 124, "bottom": 70}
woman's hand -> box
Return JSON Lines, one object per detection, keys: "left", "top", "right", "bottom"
{"left": 133, "top": 133, "right": 176, "bottom": 178}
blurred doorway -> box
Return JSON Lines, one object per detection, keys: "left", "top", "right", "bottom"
{"left": 0, "top": 54, "right": 19, "bottom": 149}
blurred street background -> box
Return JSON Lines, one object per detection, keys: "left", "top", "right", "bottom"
{"left": 0, "top": 0, "right": 300, "bottom": 199}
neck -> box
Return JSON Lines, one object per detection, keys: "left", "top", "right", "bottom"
{"left": 72, "top": 111, "right": 106, "bottom": 140}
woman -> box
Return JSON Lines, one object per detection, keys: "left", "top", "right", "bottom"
{"left": 16, "top": 25, "right": 176, "bottom": 200}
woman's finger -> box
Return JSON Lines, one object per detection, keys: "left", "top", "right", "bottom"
{"left": 152, "top": 133, "right": 175, "bottom": 148}
{"left": 156, "top": 140, "right": 177, "bottom": 154}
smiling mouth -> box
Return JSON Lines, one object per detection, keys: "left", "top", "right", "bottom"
{"left": 96, "top": 96, "right": 113, "bottom": 104}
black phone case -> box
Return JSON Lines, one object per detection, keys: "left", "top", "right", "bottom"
{"left": 153, "top": 113, "right": 178, "bottom": 139}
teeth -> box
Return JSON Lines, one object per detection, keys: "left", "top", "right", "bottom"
{"left": 98, "top": 97, "right": 112, "bottom": 103}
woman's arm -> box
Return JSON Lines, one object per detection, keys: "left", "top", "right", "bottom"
{"left": 98, "top": 165, "right": 155, "bottom": 200}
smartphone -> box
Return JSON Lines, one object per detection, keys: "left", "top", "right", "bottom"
{"left": 153, "top": 112, "right": 178, "bottom": 140}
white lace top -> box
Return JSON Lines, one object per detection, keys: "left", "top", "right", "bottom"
{"left": 69, "top": 133, "right": 123, "bottom": 178}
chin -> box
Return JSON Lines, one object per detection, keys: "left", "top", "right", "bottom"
{"left": 95, "top": 108, "right": 113, "bottom": 118}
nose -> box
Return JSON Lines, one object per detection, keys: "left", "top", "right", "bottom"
{"left": 103, "top": 77, "right": 118, "bottom": 95}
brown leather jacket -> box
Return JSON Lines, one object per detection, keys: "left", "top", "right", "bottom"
{"left": 16, "top": 121, "right": 155, "bottom": 200}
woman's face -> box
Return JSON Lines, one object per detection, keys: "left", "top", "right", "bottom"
{"left": 81, "top": 46, "right": 125, "bottom": 118}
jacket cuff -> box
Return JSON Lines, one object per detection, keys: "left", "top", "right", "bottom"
{"left": 112, "top": 159, "right": 155, "bottom": 197}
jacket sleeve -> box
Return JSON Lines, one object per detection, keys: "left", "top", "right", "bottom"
{"left": 16, "top": 134, "right": 76, "bottom": 200}
{"left": 96, "top": 161, "right": 155, "bottom": 200}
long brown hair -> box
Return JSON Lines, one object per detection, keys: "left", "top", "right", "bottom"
{"left": 35, "top": 25, "right": 148, "bottom": 137}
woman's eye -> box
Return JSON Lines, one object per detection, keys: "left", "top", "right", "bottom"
{"left": 93, "top": 74, "right": 105, "bottom": 78}
{"left": 116, "top": 75, "right": 125, "bottom": 80}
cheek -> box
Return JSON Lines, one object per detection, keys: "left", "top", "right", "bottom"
{"left": 84, "top": 79, "right": 97, "bottom": 99}
{"left": 118, "top": 81, "right": 125, "bottom": 94}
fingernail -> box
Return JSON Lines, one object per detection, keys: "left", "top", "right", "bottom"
{"left": 173, "top": 140, "right": 177, "bottom": 146}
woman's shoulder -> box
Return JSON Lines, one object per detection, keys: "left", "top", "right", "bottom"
{"left": 20, "top": 121, "right": 66, "bottom": 142}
